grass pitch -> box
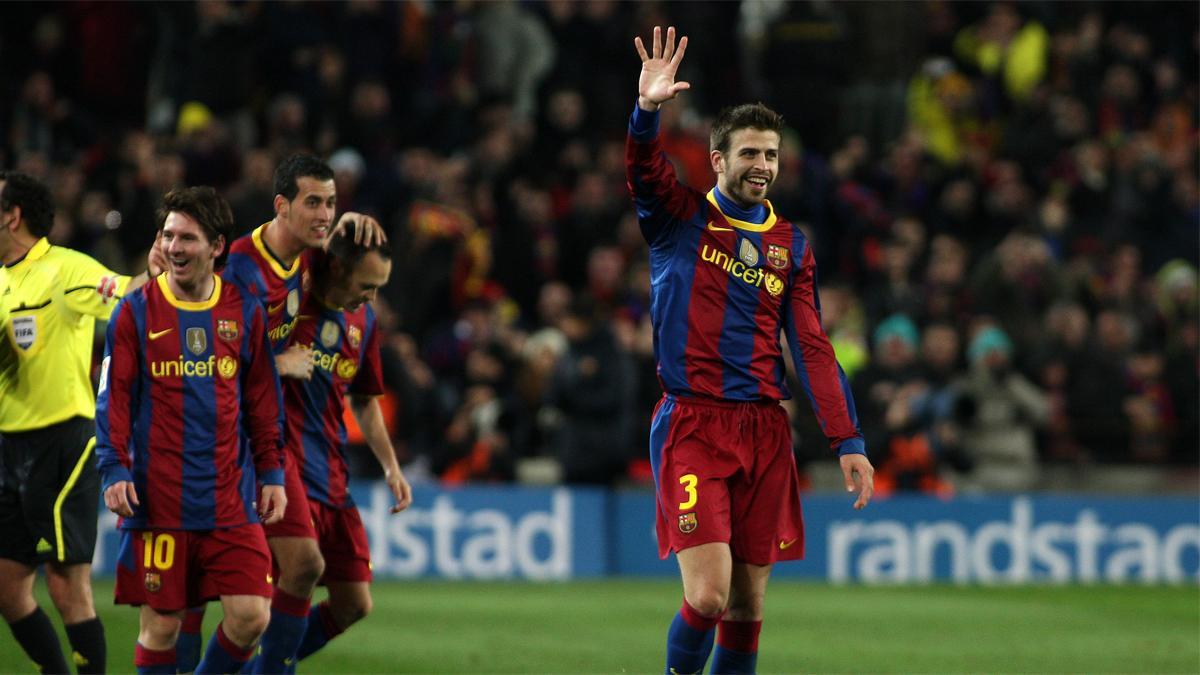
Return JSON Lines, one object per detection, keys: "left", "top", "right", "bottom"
{"left": 4, "top": 579, "right": 1197, "bottom": 673}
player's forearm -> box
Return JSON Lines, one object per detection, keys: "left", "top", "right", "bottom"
{"left": 352, "top": 396, "right": 401, "bottom": 473}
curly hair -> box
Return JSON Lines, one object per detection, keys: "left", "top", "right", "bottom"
{"left": 0, "top": 171, "right": 55, "bottom": 237}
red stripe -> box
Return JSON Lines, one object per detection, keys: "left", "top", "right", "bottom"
{"left": 145, "top": 286, "right": 184, "bottom": 528}
{"left": 717, "top": 619, "right": 762, "bottom": 653}
{"left": 684, "top": 208, "right": 735, "bottom": 397}
{"left": 748, "top": 225, "right": 794, "bottom": 399}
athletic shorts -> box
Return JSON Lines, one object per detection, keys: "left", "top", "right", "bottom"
{"left": 310, "top": 500, "right": 372, "bottom": 584}
{"left": 0, "top": 417, "right": 100, "bottom": 566}
{"left": 262, "top": 456, "right": 316, "bottom": 540}
{"left": 115, "top": 523, "right": 273, "bottom": 611}
{"left": 649, "top": 395, "right": 805, "bottom": 566}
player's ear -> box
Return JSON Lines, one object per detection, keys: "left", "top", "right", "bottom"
{"left": 710, "top": 149, "right": 725, "bottom": 175}
{"left": 212, "top": 234, "right": 226, "bottom": 259}
{"left": 273, "top": 194, "right": 289, "bottom": 219}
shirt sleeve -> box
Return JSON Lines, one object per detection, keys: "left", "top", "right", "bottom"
{"left": 242, "top": 301, "right": 285, "bottom": 484}
{"left": 59, "top": 249, "right": 130, "bottom": 319}
{"left": 625, "top": 102, "right": 702, "bottom": 247}
{"left": 95, "top": 299, "right": 139, "bottom": 489}
{"left": 348, "top": 318, "right": 385, "bottom": 397}
{"left": 781, "top": 243, "right": 866, "bottom": 456}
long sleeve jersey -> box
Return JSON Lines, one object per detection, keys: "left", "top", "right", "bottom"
{"left": 625, "top": 106, "right": 865, "bottom": 455}
{"left": 285, "top": 294, "right": 384, "bottom": 508}
{"left": 95, "top": 274, "right": 285, "bottom": 530}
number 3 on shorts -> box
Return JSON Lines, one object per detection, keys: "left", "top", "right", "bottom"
{"left": 678, "top": 474, "right": 698, "bottom": 510}
{"left": 141, "top": 532, "right": 176, "bottom": 570}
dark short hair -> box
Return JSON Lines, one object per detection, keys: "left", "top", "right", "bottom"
{"left": 273, "top": 154, "right": 334, "bottom": 202}
{"left": 709, "top": 103, "right": 785, "bottom": 155}
{"left": 325, "top": 218, "right": 392, "bottom": 270}
{"left": 0, "top": 171, "right": 55, "bottom": 237}
{"left": 156, "top": 186, "right": 235, "bottom": 268}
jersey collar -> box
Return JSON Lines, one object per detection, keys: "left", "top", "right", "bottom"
{"left": 157, "top": 273, "right": 222, "bottom": 310}
{"left": 252, "top": 223, "right": 302, "bottom": 280}
{"left": 706, "top": 189, "right": 777, "bottom": 232}
{"left": 7, "top": 237, "right": 50, "bottom": 268}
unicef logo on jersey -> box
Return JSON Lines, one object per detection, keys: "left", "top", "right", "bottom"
{"left": 700, "top": 244, "right": 785, "bottom": 297}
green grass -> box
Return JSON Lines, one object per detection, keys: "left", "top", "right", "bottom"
{"left": 3, "top": 580, "right": 1197, "bottom": 673}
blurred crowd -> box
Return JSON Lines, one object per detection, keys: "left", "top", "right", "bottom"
{"left": 1, "top": 1, "right": 1196, "bottom": 493}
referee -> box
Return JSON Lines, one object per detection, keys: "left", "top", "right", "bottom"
{"left": 0, "top": 171, "right": 158, "bottom": 674}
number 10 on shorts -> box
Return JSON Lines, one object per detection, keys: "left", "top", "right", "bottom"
{"left": 142, "top": 532, "right": 176, "bottom": 570}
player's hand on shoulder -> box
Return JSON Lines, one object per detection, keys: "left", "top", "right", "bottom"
{"left": 386, "top": 466, "right": 412, "bottom": 514}
{"left": 104, "top": 481, "right": 139, "bottom": 517}
{"left": 839, "top": 453, "right": 875, "bottom": 510}
{"left": 259, "top": 484, "right": 287, "bottom": 525}
{"left": 277, "top": 343, "right": 314, "bottom": 380}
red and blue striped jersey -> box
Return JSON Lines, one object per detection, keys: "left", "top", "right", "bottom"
{"left": 285, "top": 295, "right": 384, "bottom": 508}
{"left": 626, "top": 111, "right": 864, "bottom": 454}
{"left": 95, "top": 274, "right": 285, "bottom": 530}
{"left": 222, "top": 223, "right": 311, "bottom": 354}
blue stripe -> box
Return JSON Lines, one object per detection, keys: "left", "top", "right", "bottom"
{"left": 648, "top": 397, "right": 675, "bottom": 519}
{"left": 718, "top": 231, "right": 763, "bottom": 399}
{"left": 177, "top": 308, "right": 216, "bottom": 529}
{"left": 652, "top": 226, "right": 699, "bottom": 395}
{"left": 131, "top": 297, "right": 153, "bottom": 529}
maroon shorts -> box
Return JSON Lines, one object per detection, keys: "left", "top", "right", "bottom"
{"left": 115, "top": 524, "right": 273, "bottom": 611}
{"left": 649, "top": 395, "right": 805, "bottom": 566}
{"left": 310, "top": 500, "right": 372, "bottom": 583}
{"left": 262, "top": 457, "right": 317, "bottom": 540}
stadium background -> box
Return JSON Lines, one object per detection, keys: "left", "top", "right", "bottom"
{"left": 1, "top": 1, "right": 1197, "bottom": 672}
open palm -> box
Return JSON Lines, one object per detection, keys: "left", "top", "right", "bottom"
{"left": 635, "top": 26, "right": 690, "bottom": 109}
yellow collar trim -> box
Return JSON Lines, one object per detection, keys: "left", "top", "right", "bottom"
{"left": 11, "top": 237, "right": 52, "bottom": 268}
{"left": 157, "top": 273, "right": 221, "bottom": 310}
{"left": 252, "top": 223, "right": 302, "bottom": 279}
{"left": 706, "top": 190, "right": 777, "bottom": 232}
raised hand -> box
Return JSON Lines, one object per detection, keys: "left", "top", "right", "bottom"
{"left": 634, "top": 25, "right": 690, "bottom": 111}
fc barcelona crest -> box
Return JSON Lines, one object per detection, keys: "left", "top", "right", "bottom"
{"left": 678, "top": 512, "right": 698, "bottom": 534}
{"left": 320, "top": 321, "right": 340, "bottom": 348}
{"left": 144, "top": 572, "right": 161, "bottom": 593}
{"left": 217, "top": 319, "right": 239, "bottom": 342}
{"left": 347, "top": 325, "right": 362, "bottom": 349}
{"left": 766, "top": 244, "right": 789, "bottom": 269}
{"left": 738, "top": 239, "right": 760, "bottom": 267}
{"left": 186, "top": 327, "right": 207, "bottom": 355}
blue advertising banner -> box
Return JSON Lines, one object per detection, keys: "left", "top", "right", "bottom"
{"left": 91, "top": 485, "right": 1199, "bottom": 583}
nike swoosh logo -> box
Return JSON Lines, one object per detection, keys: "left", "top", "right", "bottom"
{"left": 267, "top": 302, "right": 285, "bottom": 314}
{"left": 148, "top": 328, "right": 173, "bottom": 340}
{"left": 707, "top": 222, "right": 734, "bottom": 232}
{"left": 779, "top": 538, "right": 798, "bottom": 550}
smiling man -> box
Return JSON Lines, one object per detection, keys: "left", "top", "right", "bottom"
{"left": 94, "top": 186, "right": 286, "bottom": 674}
{"left": 267, "top": 221, "right": 410, "bottom": 670}
{"left": 625, "top": 26, "right": 874, "bottom": 674}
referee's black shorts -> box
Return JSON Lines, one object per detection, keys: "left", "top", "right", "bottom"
{"left": 0, "top": 416, "right": 100, "bottom": 566}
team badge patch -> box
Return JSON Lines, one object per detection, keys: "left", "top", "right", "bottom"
{"left": 336, "top": 359, "right": 358, "bottom": 380}
{"left": 286, "top": 289, "right": 300, "bottom": 317}
{"left": 218, "top": 355, "right": 238, "bottom": 379}
{"left": 11, "top": 316, "right": 36, "bottom": 350}
{"left": 347, "top": 325, "right": 362, "bottom": 349}
{"left": 217, "top": 319, "right": 238, "bottom": 341}
{"left": 766, "top": 244, "right": 789, "bottom": 269}
{"left": 678, "top": 513, "right": 698, "bottom": 534}
{"left": 739, "top": 239, "right": 760, "bottom": 267}
{"left": 144, "top": 572, "right": 161, "bottom": 593}
{"left": 763, "top": 273, "right": 784, "bottom": 297}
{"left": 320, "top": 321, "right": 340, "bottom": 348}
{"left": 186, "top": 327, "right": 207, "bottom": 355}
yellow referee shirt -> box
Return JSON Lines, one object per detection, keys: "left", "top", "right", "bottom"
{"left": 0, "top": 238, "right": 130, "bottom": 432}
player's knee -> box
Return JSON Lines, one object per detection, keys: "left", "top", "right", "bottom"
{"left": 223, "top": 605, "right": 270, "bottom": 645}
{"left": 44, "top": 566, "right": 95, "bottom": 622}
{"left": 725, "top": 590, "right": 765, "bottom": 621}
{"left": 140, "top": 612, "right": 182, "bottom": 648}
{"left": 686, "top": 588, "right": 728, "bottom": 618}
{"left": 331, "top": 593, "right": 371, "bottom": 629}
